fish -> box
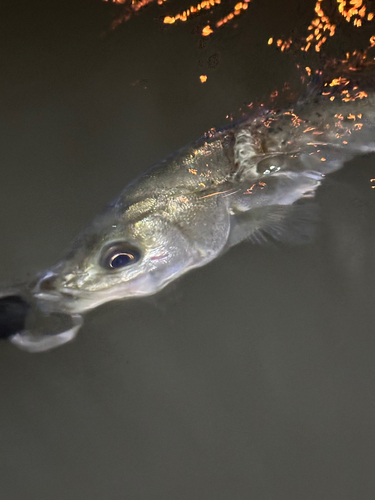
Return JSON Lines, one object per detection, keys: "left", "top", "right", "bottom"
{"left": 5, "top": 57, "right": 375, "bottom": 351}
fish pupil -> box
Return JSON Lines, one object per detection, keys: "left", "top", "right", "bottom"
{"left": 110, "top": 252, "right": 134, "bottom": 269}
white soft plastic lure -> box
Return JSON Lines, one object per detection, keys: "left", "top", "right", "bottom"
{"left": 6, "top": 59, "right": 375, "bottom": 351}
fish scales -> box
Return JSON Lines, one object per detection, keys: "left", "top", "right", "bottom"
{"left": 35, "top": 75, "right": 375, "bottom": 311}
{"left": 6, "top": 60, "right": 375, "bottom": 350}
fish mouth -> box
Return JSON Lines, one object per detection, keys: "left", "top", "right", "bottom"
{"left": 32, "top": 255, "right": 198, "bottom": 314}
{"left": 32, "top": 271, "right": 86, "bottom": 314}
{"left": 31, "top": 270, "right": 130, "bottom": 314}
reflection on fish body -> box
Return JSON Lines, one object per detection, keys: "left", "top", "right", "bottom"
{"left": 9, "top": 63, "right": 375, "bottom": 349}
{"left": 36, "top": 70, "right": 375, "bottom": 314}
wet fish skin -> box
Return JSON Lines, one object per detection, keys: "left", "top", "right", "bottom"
{"left": 35, "top": 133, "right": 235, "bottom": 313}
{"left": 33, "top": 75, "right": 375, "bottom": 315}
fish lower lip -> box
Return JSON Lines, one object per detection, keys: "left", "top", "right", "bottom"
{"left": 34, "top": 289, "right": 78, "bottom": 304}
{"left": 60, "top": 288, "right": 79, "bottom": 298}
{"left": 35, "top": 291, "right": 61, "bottom": 301}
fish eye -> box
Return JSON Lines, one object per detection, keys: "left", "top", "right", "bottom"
{"left": 100, "top": 243, "right": 141, "bottom": 270}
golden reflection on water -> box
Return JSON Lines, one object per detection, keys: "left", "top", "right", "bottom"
{"left": 101, "top": 0, "right": 375, "bottom": 189}
{"left": 103, "top": 0, "right": 374, "bottom": 50}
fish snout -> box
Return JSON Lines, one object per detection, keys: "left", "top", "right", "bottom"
{"left": 36, "top": 270, "right": 79, "bottom": 293}
{"left": 34, "top": 271, "right": 79, "bottom": 308}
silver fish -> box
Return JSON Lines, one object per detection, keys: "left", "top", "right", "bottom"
{"left": 7, "top": 62, "right": 375, "bottom": 350}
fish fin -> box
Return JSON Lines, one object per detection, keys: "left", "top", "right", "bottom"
{"left": 228, "top": 202, "right": 318, "bottom": 247}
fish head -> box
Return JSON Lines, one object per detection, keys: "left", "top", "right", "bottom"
{"left": 34, "top": 193, "right": 228, "bottom": 313}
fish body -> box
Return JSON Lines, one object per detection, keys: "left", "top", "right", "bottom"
{"left": 6, "top": 62, "right": 375, "bottom": 350}
{"left": 33, "top": 71, "right": 375, "bottom": 317}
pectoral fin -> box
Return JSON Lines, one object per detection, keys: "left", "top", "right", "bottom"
{"left": 228, "top": 202, "right": 318, "bottom": 247}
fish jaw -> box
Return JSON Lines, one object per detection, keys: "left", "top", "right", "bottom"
{"left": 33, "top": 251, "right": 216, "bottom": 314}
